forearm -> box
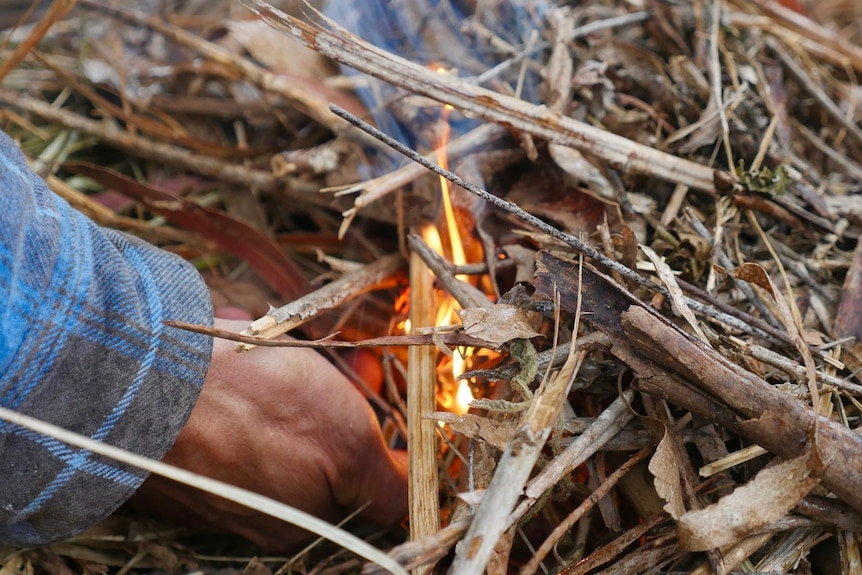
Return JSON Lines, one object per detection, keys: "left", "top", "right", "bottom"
{"left": 0, "top": 130, "right": 213, "bottom": 546}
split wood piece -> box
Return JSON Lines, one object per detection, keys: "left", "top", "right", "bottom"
{"left": 406, "top": 239, "right": 440, "bottom": 573}
{"left": 451, "top": 343, "right": 589, "bottom": 575}
{"left": 533, "top": 252, "right": 862, "bottom": 515}
{"left": 242, "top": 0, "right": 720, "bottom": 193}
{"left": 238, "top": 253, "right": 404, "bottom": 350}
{"left": 75, "top": 0, "right": 364, "bottom": 130}
{"left": 362, "top": 519, "right": 471, "bottom": 575}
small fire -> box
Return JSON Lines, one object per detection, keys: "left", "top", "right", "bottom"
{"left": 422, "top": 74, "right": 476, "bottom": 414}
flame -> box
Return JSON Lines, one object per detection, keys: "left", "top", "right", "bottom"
{"left": 456, "top": 381, "right": 474, "bottom": 412}
{"left": 425, "top": 86, "right": 476, "bottom": 413}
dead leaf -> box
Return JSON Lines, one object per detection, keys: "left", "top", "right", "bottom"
{"left": 507, "top": 171, "right": 623, "bottom": 236}
{"left": 641, "top": 244, "right": 708, "bottom": 343}
{"left": 458, "top": 304, "right": 542, "bottom": 347}
{"left": 66, "top": 162, "right": 310, "bottom": 303}
{"left": 648, "top": 421, "right": 686, "bottom": 520}
{"left": 430, "top": 411, "right": 517, "bottom": 450}
{"left": 677, "top": 455, "right": 819, "bottom": 551}
{"left": 547, "top": 143, "right": 613, "bottom": 199}
{"left": 226, "top": 19, "right": 331, "bottom": 81}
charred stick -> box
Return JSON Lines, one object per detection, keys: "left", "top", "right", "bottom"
{"left": 168, "top": 321, "right": 500, "bottom": 350}
{"left": 330, "top": 104, "right": 780, "bottom": 345}
{"left": 408, "top": 234, "right": 491, "bottom": 310}
{"left": 239, "top": 253, "right": 405, "bottom": 349}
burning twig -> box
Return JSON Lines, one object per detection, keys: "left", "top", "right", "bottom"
{"left": 238, "top": 253, "right": 405, "bottom": 350}
{"left": 407, "top": 234, "right": 490, "bottom": 311}
{"left": 328, "top": 103, "right": 783, "bottom": 344}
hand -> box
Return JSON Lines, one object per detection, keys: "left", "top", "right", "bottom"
{"left": 131, "top": 318, "right": 408, "bottom": 551}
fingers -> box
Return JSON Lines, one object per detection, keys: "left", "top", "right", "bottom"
{"left": 149, "top": 317, "right": 408, "bottom": 549}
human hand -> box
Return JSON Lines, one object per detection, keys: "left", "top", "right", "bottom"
{"left": 132, "top": 318, "right": 407, "bottom": 551}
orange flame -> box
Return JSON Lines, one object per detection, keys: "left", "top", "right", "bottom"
{"left": 420, "top": 76, "right": 475, "bottom": 414}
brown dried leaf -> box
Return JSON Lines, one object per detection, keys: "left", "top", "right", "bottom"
{"left": 728, "top": 262, "right": 819, "bottom": 414}
{"left": 641, "top": 245, "right": 708, "bottom": 343}
{"left": 729, "top": 262, "right": 776, "bottom": 296}
{"left": 226, "top": 19, "right": 331, "bottom": 81}
{"left": 430, "top": 412, "right": 516, "bottom": 450}
{"left": 507, "top": 173, "right": 623, "bottom": 235}
{"left": 66, "top": 162, "right": 310, "bottom": 302}
{"left": 458, "top": 304, "right": 541, "bottom": 347}
{"left": 677, "top": 455, "right": 819, "bottom": 551}
{"left": 648, "top": 422, "right": 686, "bottom": 520}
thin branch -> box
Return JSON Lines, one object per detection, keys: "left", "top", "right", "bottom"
{"left": 328, "top": 104, "right": 783, "bottom": 345}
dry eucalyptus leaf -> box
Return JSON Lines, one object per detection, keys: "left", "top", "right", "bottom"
{"left": 641, "top": 244, "right": 708, "bottom": 343}
{"left": 648, "top": 421, "right": 686, "bottom": 520}
{"left": 677, "top": 454, "right": 819, "bottom": 551}
{"left": 458, "top": 304, "right": 541, "bottom": 347}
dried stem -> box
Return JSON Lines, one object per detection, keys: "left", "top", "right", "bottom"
{"left": 242, "top": 0, "right": 720, "bottom": 193}
{"left": 406, "top": 239, "right": 440, "bottom": 574}
{"left": 239, "top": 253, "right": 404, "bottom": 349}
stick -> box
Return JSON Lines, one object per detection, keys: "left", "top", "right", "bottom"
{"left": 242, "top": 0, "right": 719, "bottom": 193}
{"left": 407, "top": 236, "right": 440, "bottom": 574}
{"left": 239, "top": 253, "right": 404, "bottom": 350}
{"left": 328, "top": 104, "right": 781, "bottom": 344}
{"left": 520, "top": 446, "right": 652, "bottom": 575}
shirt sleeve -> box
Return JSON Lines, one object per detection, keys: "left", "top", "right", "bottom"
{"left": 0, "top": 130, "right": 214, "bottom": 546}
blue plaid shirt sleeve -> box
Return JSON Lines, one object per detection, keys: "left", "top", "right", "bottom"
{"left": 0, "top": 130, "right": 214, "bottom": 546}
